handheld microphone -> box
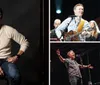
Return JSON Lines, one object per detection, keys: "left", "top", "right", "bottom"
{"left": 76, "top": 54, "right": 81, "bottom": 57}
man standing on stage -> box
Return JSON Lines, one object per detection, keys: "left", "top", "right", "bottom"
{"left": 56, "top": 49, "right": 93, "bottom": 85}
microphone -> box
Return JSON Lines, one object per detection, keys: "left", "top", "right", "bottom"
{"left": 76, "top": 54, "right": 81, "bottom": 57}
{"left": 69, "top": 15, "right": 77, "bottom": 18}
{"left": 76, "top": 52, "right": 85, "bottom": 57}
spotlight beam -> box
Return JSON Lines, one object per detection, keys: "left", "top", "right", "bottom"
{"left": 55, "top": 0, "right": 62, "bottom": 14}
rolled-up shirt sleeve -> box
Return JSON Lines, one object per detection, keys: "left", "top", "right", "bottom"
{"left": 55, "top": 17, "right": 72, "bottom": 38}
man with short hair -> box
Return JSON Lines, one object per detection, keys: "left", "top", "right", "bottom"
{"left": 56, "top": 49, "right": 93, "bottom": 85}
{"left": 50, "top": 19, "right": 61, "bottom": 40}
{"left": 55, "top": 3, "right": 91, "bottom": 41}
{"left": 53, "top": 19, "right": 61, "bottom": 28}
{"left": 0, "top": 8, "right": 29, "bottom": 85}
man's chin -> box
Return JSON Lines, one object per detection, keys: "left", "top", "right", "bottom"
{"left": 79, "top": 14, "right": 83, "bottom": 17}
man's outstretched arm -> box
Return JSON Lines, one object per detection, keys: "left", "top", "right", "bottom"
{"left": 56, "top": 49, "right": 65, "bottom": 63}
{"left": 79, "top": 64, "right": 93, "bottom": 69}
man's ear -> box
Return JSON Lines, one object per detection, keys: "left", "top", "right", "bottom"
{"left": 73, "top": 9, "right": 76, "bottom": 14}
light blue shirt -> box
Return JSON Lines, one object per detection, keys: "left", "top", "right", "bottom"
{"left": 55, "top": 17, "right": 90, "bottom": 39}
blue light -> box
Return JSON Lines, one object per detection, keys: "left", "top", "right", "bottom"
{"left": 56, "top": 9, "right": 61, "bottom": 14}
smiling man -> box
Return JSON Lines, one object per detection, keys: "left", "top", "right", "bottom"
{"left": 55, "top": 3, "right": 91, "bottom": 41}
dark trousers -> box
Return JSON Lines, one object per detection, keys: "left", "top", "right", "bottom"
{"left": 0, "top": 59, "right": 21, "bottom": 85}
{"left": 69, "top": 76, "right": 83, "bottom": 85}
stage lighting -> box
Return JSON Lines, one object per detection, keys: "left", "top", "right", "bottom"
{"left": 56, "top": 9, "right": 61, "bottom": 14}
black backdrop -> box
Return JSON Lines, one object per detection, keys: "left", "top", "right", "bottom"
{"left": 0, "top": 0, "right": 41, "bottom": 85}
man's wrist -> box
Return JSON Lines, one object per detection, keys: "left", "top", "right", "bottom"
{"left": 58, "top": 54, "right": 61, "bottom": 56}
{"left": 16, "top": 54, "right": 21, "bottom": 58}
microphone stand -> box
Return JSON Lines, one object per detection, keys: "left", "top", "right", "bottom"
{"left": 78, "top": 54, "right": 84, "bottom": 85}
{"left": 87, "top": 53, "right": 92, "bottom": 85}
{"left": 79, "top": 55, "right": 83, "bottom": 66}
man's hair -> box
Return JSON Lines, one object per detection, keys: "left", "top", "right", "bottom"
{"left": 67, "top": 50, "right": 73, "bottom": 57}
{"left": 73, "top": 3, "right": 84, "bottom": 10}
{"left": 54, "top": 19, "right": 61, "bottom": 24}
{"left": 0, "top": 8, "right": 3, "bottom": 19}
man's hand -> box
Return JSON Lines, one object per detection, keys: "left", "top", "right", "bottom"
{"left": 87, "top": 64, "right": 93, "bottom": 69}
{"left": 6, "top": 56, "right": 18, "bottom": 63}
{"left": 0, "top": 67, "right": 4, "bottom": 76}
{"left": 56, "top": 49, "right": 60, "bottom": 56}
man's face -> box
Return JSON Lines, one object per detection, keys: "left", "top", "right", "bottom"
{"left": 74, "top": 6, "right": 84, "bottom": 17}
{"left": 54, "top": 20, "right": 61, "bottom": 28}
{"left": 68, "top": 50, "right": 75, "bottom": 59}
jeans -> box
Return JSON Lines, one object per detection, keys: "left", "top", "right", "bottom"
{"left": 0, "top": 59, "right": 21, "bottom": 85}
{"left": 69, "top": 76, "right": 83, "bottom": 85}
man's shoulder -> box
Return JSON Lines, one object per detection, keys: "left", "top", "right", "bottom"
{"left": 64, "top": 58, "right": 70, "bottom": 62}
{"left": 59, "top": 17, "right": 72, "bottom": 25}
{"left": 65, "top": 17, "right": 72, "bottom": 20}
{"left": 1, "top": 25, "right": 16, "bottom": 34}
{"left": 2, "top": 25, "right": 15, "bottom": 30}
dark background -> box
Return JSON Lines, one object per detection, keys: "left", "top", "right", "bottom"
{"left": 51, "top": 43, "right": 100, "bottom": 85}
{"left": 51, "top": 0, "right": 100, "bottom": 29}
{"left": 0, "top": 0, "right": 42, "bottom": 85}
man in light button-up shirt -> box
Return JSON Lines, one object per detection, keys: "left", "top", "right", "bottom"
{"left": 55, "top": 3, "right": 90, "bottom": 41}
